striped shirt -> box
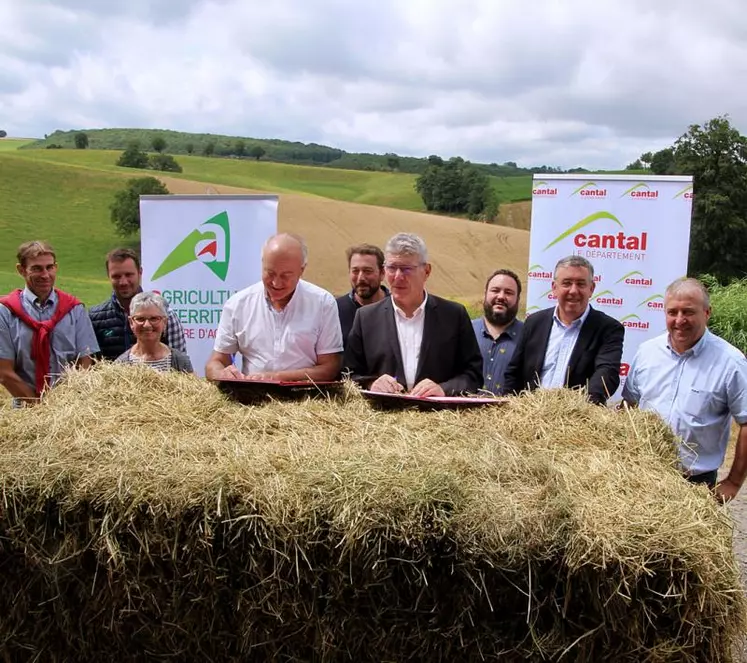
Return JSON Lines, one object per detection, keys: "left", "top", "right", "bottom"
{"left": 116, "top": 349, "right": 172, "bottom": 373}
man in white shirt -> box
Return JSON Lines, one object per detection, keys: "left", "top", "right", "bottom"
{"left": 622, "top": 277, "right": 747, "bottom": 501}
{"left": 343, "top": 233, "right": 482, "bottom": 396}
{"left": 205, "top": 233, "right": 343, "bottom": 382}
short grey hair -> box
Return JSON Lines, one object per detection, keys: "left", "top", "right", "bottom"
{"left": 554, "top": 255, "right": 595, "bottom": 282}
{"left": 262, "top": 233, "right": 308, "bottom": 267}
{"left": 130, "top": 291, "right": 168, "bottom": 317}
{"left": 665, "top": 277, "right": 711, "bottom": 309}
{"left": 384, "top": 233, "right": 428, "bottom": 263}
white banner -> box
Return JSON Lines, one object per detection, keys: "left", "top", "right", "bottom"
{"left": 526, "top": 175, "right": 693, "bottom": 396}
{"left": 140, "top": 195, "right": 279, "bottom": 376}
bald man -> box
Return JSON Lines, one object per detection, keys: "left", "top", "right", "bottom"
{"left": 205, "top": 233, "right": 343, "bottom": 381}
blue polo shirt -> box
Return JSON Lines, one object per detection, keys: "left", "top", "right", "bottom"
{"left": 622, "top": 329, "right": 747, "bottom": 474}
{"left": 471, "top": 317, "right": 524, "bottom": 394}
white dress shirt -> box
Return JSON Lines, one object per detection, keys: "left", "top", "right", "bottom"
{"left": 214, "top": 279, "right": 343, "bottom": 375}
{"left": 622, "top": 330, "right": 747, "bottom": 473}
{"left": 392, "top": 294, "right": 428, "bottom": 389}
{"left": 540, "top": 305, "right": 591, "bottom": 388}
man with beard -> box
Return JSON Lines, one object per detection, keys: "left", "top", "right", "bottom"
{"left": 471, "top": 269, "right": 524, "bottom": 394}
{"left": 336, "top": 244, "right": 389, "bottom": 350}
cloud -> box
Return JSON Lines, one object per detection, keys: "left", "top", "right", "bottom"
{"left": 1, "top": 0, "right": 747, "bottom": 168}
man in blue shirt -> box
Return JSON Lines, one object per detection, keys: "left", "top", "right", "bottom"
{"left": 471, "top": 269, "right": 524, "bottom": 394}
{"left": 622, "top": 277, "right": 747, "bottom": 501}
{"left": 504, "top": 256, "right": 623, "bottom": 405}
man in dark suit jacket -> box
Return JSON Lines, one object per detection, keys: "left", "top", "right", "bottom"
{"left": 503, "top": 256, "right": 624, "bottom": 405}
{"left": 344, "top": 233, "right": 482, "bottom": 397}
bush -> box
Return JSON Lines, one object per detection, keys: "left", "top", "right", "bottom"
{"left": 149, "top": 153, "right": 182, "bottom": 173}
{"left": 109, "top": 177, "right": 169, "bottom": 236}
{"left": 151, "top": 136, "right": 167, "bottom": 153}
{"left": 415, "top": 157, "right": 497, "bottom": 220}
{"left": 116, "top": 142, "right": 149, "bottom": 169}
{"left": 703, "top": 275, "right": 747, "bottom": 354}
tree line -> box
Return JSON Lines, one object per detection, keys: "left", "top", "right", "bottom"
{"left": 629, "top": 116, "right": 747, "bottom": 284}
{"left": 30, "top": 128, "right": 569, "bottom": 177}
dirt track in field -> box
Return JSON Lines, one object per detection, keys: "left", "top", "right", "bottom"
{"left": 157, "top": 176, "right": 530, "bottom": 305}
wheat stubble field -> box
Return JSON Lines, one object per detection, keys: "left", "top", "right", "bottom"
{"left": 158, "top": 175, "right": 530, "bottom": 307}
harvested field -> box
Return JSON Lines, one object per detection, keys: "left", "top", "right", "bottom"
{"left": 158, "top": 176, "right": 530, "bottom": 304}
{"left": 0, "top": 364, "right": 744, "bottom": 662}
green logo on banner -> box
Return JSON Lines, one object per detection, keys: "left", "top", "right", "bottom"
{"left": 152, "top": 211, "right": 231, "bottom": 281}
{"left": 543, "top": 211, "right": 622, "bottom": 251}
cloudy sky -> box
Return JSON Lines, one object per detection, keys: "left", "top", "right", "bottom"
{"left": 2, "top": 0, "right": 746, "bottom": 169}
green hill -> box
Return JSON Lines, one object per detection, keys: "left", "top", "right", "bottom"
{"left": 28, "top": 128, "right": 543, "bottom": 181}
{"left": 0, "top": 152, "right": 131, "bottom": 304}
{"left": 10, "top": 146, "right": 535, "bottom": 208}
{"left": 0, "top": 139, "right": 35, "bottom": 151}
{"left": 0, "top": 144, "right": 533, "bottom": 308}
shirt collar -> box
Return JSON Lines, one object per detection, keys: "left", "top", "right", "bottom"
{"left": 480, "top": 316, "right": 520, "bottom": 339}
{"left": 111, "top": 287, "right": 143, "bottom": 312}
{"left": 392, "top": 291, "right": 428, "bottom": 319}
{"left": 348, "top": 285, "right": 390, "bottom": 307}
{"left": 264, "top": 283, "right": 300, "bottom": 313}
{"left": 667, "top": 328, "right": 710, "bottom": 357}
{"left": 552, "top": 303, "right": 591, "bottom": 329}
{"left": 23, "top": 286, "right": 56, "bottom": 309}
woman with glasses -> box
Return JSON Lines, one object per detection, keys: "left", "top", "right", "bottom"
{"left": 115, "top": 291, "right": 193, "bottom": 373}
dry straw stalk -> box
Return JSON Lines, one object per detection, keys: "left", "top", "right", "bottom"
{"left": 0, "top": 364, "right": 744, "bottom": 661}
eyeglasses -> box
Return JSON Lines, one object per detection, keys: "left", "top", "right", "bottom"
{"left": 131, "top": 315, "right": 165, "bottom": 325}
{"left": 384, "top": 263, "right": 424, "bottom": 276}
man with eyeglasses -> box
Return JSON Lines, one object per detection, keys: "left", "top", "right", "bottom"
{"left": 336, "top": 243, "right": 390, "bottom": 350}
{"left": 0, "top": 241, "right": 99, "bottom": 404}
{"left": 89, "top": 248, "right": 187, "bottom": 361}
{"left": 344, "top": 233, "right": 482, "bottom": 396}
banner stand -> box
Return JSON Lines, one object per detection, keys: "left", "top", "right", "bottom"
{"left": 526, "top": 174, "right": 693, "bottom": 397}
{"left": 140, "top": 194, "right": 279, "bottom": 377}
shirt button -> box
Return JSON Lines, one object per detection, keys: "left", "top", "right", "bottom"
{"left": 487, "top": 375, "right": 492, "bottom": 380}
{"left": 490, "top": 358, "right": 494, "bottom": 362}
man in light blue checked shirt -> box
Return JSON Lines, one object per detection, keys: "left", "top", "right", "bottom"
{"left": 622, "top": 277, "right": 747, "bottom": 501}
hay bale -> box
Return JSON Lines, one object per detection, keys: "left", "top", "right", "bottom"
{"left": 0, "top": 363, "right": 744, "bottom": 662}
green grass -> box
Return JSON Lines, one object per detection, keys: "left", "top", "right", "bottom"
{"left": 0, "top": 153, "right": 135, "bottom": 306}
{"left": 0, "top": 139, "right": 35, "bottom": 151}
{"left": 703, "top": 276, "right": 747, "bottom": 354}
{"left": 10, "top": 149, "right": 428, "bottom": 210}
{"left": 491, "top": 176, "right": 532, "bottom": 203}
{"left": 0, "top": 147, "right": 536, "bottom": 310}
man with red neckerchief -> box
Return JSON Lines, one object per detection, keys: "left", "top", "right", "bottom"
{"left": 0, "top": 241, "right": 99, "bottom": 405}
